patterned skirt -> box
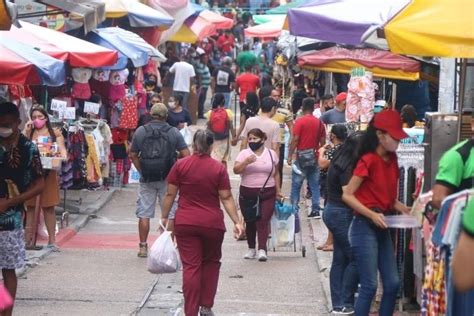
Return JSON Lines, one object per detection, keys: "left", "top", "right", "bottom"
{"left": 0, "top": 229, "right": 26, "bottom": 270}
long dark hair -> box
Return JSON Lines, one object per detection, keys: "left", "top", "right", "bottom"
{"left": 30, "top": 106, "right": 56, "bottom": 142}
{"left": 331, "top": 131, "right": 365, "bottom": 173}
{"left": 245, "top": 91, "right": 259, "bottom": 112}
{"left": 357, "top": 120, "right": 380, "bottom": 160}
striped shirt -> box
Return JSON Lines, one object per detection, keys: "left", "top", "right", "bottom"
{"left": 195, "top": 63, "right": 211, "bottom": 88}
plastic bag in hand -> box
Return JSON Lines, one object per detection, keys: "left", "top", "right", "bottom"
{"left": 147, "top": 225, "right": 181, "bottom": 274}
{"left": 275, "top": 200, "right": 295, "bottom": 220}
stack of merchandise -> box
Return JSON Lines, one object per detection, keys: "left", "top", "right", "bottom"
{"left": 346, "top": 68, "right": 376, "bottom": 123}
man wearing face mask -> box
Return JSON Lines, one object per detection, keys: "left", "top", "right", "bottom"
{"left": 0, "top": 102, "right": 45, "bottom": 316}
{"left": 321, "top": 92, "right": 347, "bottom": 125}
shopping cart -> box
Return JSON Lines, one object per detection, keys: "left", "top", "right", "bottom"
{"left": 269, "top": 200, "right": 306, "bottom": 257}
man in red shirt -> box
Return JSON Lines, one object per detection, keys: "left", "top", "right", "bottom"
{"left": 217, "top": 30, "right": 235, "bottom": 57}
{"left": 288, "top": 97, "right": 326, "bottom": 218}
{"left": 236, "top": 66, "right": 260, "bottom": 108}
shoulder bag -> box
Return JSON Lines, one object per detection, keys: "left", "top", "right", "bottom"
{"left": 241, "top": 150, "right": 274, "bottom": 223}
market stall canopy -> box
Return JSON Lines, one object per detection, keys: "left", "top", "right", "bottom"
{"left": 0, "top": 34, "right": 65, "bottom": 86}
{"left": 287, "top": 0, "right": 410, "bottom": 46}
{"left": 87, "top": 27, "right": 166, "bottom": 68}
{"left": 245, "top": 15, "right": 286, "bottom": 38}
{"left": 266, "top": 0, "right": 307, "bottom": 14}
{"left": 253, "top": 14, "right": 286, "bottom": 25}
{"left": 168, "top": 4, "right": 232, "bottom": 43}
{"left": 383, "top": 0, "right": 474, "bottom": 57}
{"left": 7, "top": 21, "right": 118, "bottom": 68}
{"left": 298, "top": 47, "right": 421, "bottom": 81}
{"left": 37, "top": 0, "right": 105, "bottom": 34}
{"left": 102, "top": 0, "right": 174, "bottom": 29}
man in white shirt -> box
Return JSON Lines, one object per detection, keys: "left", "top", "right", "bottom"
{"left": 169, "top": 56, "right": 196, "bottom": 110}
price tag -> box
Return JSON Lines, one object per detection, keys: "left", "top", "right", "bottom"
{"left": 50, "top": 99, "right": 67, "bottom": 111}
{"left": 63, "top": 107, "right": 76, "bottom": 120}
{"left": 84, "top": 101, "right": 100, "bottom": 115}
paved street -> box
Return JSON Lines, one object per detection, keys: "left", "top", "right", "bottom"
{"left": 14, "top": 156, "right": 329, "bottom": 315}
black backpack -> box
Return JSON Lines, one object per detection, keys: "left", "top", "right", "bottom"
{"left": 139, "top": 124, "right": 176, "bottom": 182}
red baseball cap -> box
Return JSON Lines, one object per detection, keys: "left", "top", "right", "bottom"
{"left": 373, "top": 110, "right": 409, "bottom": 141}
{"left": 335, "top": 92, "right": 347, "bottom": 103}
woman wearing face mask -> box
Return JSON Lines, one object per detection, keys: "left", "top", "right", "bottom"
{"left": 342, "top": 110, "right": 411, "bottom": 316}
{"left": 317, "top": 124, "right": 348, "bottom": 252}
{"left": 23, "top": 107, "right": 67, "bottom": 250}
{"left": 166, "top": 95, "right": 192, "bottom": 130}
{"left": 234, "top": 128, "right": 282, "bottom": 262}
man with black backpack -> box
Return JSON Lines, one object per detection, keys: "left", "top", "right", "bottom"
{"left": 130, "top": 103, "right": 190, "bottom": 258}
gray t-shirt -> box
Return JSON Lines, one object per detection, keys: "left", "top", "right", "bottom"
{"left": 131, "top": 121, "right": 187, "bottom": 155}
{"left": 320, "top": 108, "right": 346, "bottom": 124}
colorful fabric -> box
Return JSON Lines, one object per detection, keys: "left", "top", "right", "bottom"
{"left": 0, "top": 134, "right": 43, "bottom": 230}
{"left": 421, "top": 241, "right": 446, "bottom": 315}
{"left": 346, "top": 73, "right": 376, "bottom": 123}
{"left": 119, "top": 95, "right": 138, "bottom": 129}
{"left": 0, "top": 230, "right": 26, "bottom": 269}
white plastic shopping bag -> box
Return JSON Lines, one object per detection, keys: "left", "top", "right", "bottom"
{"left": 271, "top": 214, "right": 295, "bottom": 248}
{"left": 179, "top": 125, "right": 193, "bottom": 146}
{"left": 147, "top": 223, "right": 181, "bottom": 274}
{"left": 128, "top": 164, "right": 140, "bottom": 184}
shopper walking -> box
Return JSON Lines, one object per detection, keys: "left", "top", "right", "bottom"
{"left": 342, "top": 110, "right": 410, "bottom": 316}
{"left": 194, "top": 53, "right": 211, "bottom": 119}
{"left": 23, "top": 106, "right": 67, "bottom": 249}
{"left": 232, "top": 91, "right": 259, "bottom": 146}
{"left": 287, "top": 97, "right": 326, "bottom": 218}
{"left": 270, "top": 89, "right": 294, "bottom": 187}
{"left": 169, "top": 55, "right": 196, "bottom": 110}
{"left": 323, "top": 131, "right": 362, "bottom": 315}
{"left": 235, "top": 66, "right": 260, "bottom": 109}
{"left": 240, "top": 97, "right": 280, "bottom": 153}
{"left": 161, "top": 129, "right": 244, "bottom": 316}
{"left": 317, "top": 124, "right": 348, "bottom": 252}
{"left": 129, "top": 103, "right": 190, "bottom": 258}
{"left": 234, "top": 128, "right": 282, "bottom": 261}
{"left": 0, "top": 102, "right": 44, "bottom": 316}
{"left": 321, "top": 92, "right": 347, "bottom": 124}
{"left": 206, "top": 94, "right": 236, "bottom": 167}
{"left": 167, "top": 95, "right": 192, "bottom": 130}
{"left": 211, "top": 56, "right": 235, "bottom": 109}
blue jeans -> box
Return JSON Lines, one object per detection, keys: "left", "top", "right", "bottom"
{"left": 349, "top": 216, "right": 400, "bottom": 316}
{"left": 290, "top": 163, "right": 321, "bottom": 214}
{"left": 323, "top": 202, "right": 358, "bottom": 309}
{"left": 222, "top": 92, "right": 231, "bottom": 109}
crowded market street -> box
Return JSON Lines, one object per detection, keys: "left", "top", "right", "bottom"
{"left": 0, "top": 0, "right": 473, "bottom": 316}
{"left": 13, "top": 146, "right": 328, "bottom": 315}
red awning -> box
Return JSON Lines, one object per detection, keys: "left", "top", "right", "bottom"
{"left": 7, "top": 21, "right": 117, "bottom": 68}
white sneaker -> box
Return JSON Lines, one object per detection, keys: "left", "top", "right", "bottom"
{"left": 258, "top": 249, "right": 267, "bottom": 262}
{"left": 244, "top": 249, "right": 256, "bottom": 259}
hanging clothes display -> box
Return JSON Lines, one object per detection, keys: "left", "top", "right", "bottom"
{"left": 422, "top": 189, "right": 474, "bottom": 316}
{"left": 72, "top": 68, "right": 93, "bottom": 100}
{"left": 119, "top": 94, "right": 138, "bottom": 129}
{"left": 67, "top": 125, "right": 89, "bottom": 188}
{"left": 346, "top": 69, "right": 376, "bottom": 123}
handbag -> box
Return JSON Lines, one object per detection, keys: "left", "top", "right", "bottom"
{"left": 241, "top": 150, "right": 274, "bottom": 223}
{"left": 296, "top": 120, "right": 323, "bottom": 168}
{"left": 297, "top": 148, "right": 316, "bottom": 168}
